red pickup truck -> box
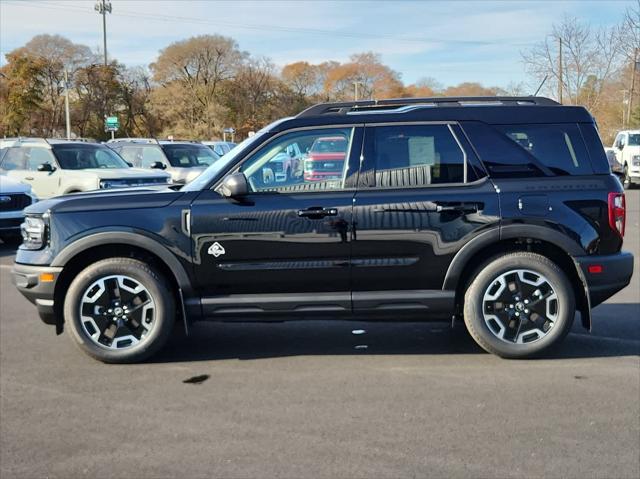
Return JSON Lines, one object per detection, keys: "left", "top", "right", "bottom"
{"left": 303, "top": 136, "right": 348, "bottom": 181}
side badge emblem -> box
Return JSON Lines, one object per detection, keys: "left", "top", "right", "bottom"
{"left": 208, "top": 242, "right": 226, "bottom": 258}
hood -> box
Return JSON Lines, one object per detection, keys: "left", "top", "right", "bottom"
{"left": 169, "top": 166, "right": 207, "bottom": 184}
{"left": 75, "top": 168, "right": 171, "bottom": 180}
{"left": 0, "top": 174, "right": 33, "bottom": 195}
{"left": 24, "top": 186, "right": 183, "bottom": 215}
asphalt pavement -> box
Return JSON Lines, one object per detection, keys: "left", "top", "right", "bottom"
{"left": 1, "top": 191, "right": 638, "bottom": 479}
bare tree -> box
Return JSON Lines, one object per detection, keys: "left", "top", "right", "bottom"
{"left": 522, "top": 16, "right": 622, "bottom": 110}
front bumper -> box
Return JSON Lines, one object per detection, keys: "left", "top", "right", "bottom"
{"left": 12, "top": 263, "right": 63, "bottom": 325}
{"left": 574, "top": 251, "right": 634, "bottom": 307}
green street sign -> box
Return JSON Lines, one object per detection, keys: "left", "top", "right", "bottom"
{"left": 105, "top": 116, "right": 119, "bottom": 132}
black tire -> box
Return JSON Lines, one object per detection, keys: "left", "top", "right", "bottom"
{"left": 64, "top": 258, "right": 175, "bottom": 363}
{"left": 623, "top": 165, "right": 635, "bottom": 189}
{"left": 463, "top": 252, "right": 575, "bottom": 359}
{"left": 0, "top": 233, "right": 23, "bottom": 246}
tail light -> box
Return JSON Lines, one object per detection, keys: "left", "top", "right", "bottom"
{"left": 608, "top": 192, "right": 626, "bottom": 237}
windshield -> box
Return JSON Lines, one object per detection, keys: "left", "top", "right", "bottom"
{"left": 161, "top": 144, "right": 220, "bottom": 167}
{"left": 0, "top": 147, "right": 57, "bottom": 170}
{"left": 54, "top": 145, "right": 130, "bottom": 169}
{"left": 628, "top": 134, "right": 640, "bottom": 146}
{"left": 311, "top": 138, "right": 348, "bottom": 153}
{"left": 183, "top": 119, "right": 290, "bottom": 191}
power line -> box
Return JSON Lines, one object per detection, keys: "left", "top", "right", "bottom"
{"left": 4, "top": 0, "right": 535, "bottom": 48}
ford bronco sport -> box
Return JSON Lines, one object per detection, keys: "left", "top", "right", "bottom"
{"left": 12, "top": 97, "right": 634, "bottom": 363}
{"left": 0, "top": 139, "right": 170, "bottom": 198}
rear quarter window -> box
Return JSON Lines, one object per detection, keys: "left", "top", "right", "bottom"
{"left": 496, "top": 123, "right": 593, "bottom": 176}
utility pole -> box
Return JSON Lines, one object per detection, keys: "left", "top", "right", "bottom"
{"left": 64, "top": 70, "right": 71, "bottom": 140}
{"left": 558, "top": 36, "right": 563, "bottom": 104}
{"left": 353, "top": 81, "right": 363, "bottom": 101}
{"left": 627, "top": 48, "right": 638, "bottom": 127}
{"left": 95, "top": 0, "right": 112, "bottom": 66}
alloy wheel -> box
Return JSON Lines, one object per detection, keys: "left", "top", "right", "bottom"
{"left": 482, "top": 269, "right": 559, "bottom": 344}
{"left": 79, "top": 274, "right": 157, "bottom": 350}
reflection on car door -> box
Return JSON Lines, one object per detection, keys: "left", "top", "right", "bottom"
{"left": 190, "top": 127, "right": 363, "bottom": 318}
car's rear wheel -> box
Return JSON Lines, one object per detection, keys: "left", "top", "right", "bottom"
{"left": 64, "top": 258, "right": 175, "bottom": 363}
{"left": 463, "top": 252, "right": 575, "bottom": 358}
{"left": 623, "top": 165, "right": 635, "bottom": 189}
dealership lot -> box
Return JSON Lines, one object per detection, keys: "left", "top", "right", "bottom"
{"left": 0, "top": 191, "right": 638, "bottom": 478}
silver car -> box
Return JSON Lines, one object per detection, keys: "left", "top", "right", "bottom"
{"left": 109, "top": 139, "right": 221, "bottom": 184}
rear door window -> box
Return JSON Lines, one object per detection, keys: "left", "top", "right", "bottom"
{"left": 362, "top": 124, "right": 467, "bottom": 188}
{"left": 497, "top": 124, "right": 592, "bottom": 175}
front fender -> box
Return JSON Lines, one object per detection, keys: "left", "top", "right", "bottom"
{"left": 51, "top": 229, "right": 195, "bottom": 297}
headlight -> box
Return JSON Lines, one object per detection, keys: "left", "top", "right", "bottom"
{"left": 20, "top": 215, "right": 48, "bottom": 250}
{"left": 633, "top": 155, "right": 640, "bottom": 167}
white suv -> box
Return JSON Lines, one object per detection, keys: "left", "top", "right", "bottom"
{"left": 0, "top": 139, "right": 171, "bottom": 199}
{"left": 610, "top": 130, "right": 640, "bottom": 188}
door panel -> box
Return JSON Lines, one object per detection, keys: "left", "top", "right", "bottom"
{"left": 351, "top": 124, "right": 500, "bottom": 311}
{"left": 190, "top": 125, "right": 363, "bottom": 317}
{"left": 191, "top": 190, "right": 354, "bottom": 314}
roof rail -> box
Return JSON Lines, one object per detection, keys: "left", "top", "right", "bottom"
{"left": 106, "top": 138, "right": 160, "bottom": 144}
{"left": 297, "top": 96, "right": 560, "bottom": 118}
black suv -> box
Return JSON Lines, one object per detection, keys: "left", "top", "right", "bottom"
{"left": 12, "top": 97, "right": 634, "bottom": 363}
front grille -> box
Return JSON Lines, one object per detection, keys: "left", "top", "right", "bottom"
{"left": 124, "top": 177, "right": 168, "bottom": 186}
{"left": 305, "top": 160, "right": 344, "bottom": 172}
{"left": 0, "top": 218, "right": 23, "bottom": 230}
{"left": 0, "top": 193, "right": 32, "bottom": 212}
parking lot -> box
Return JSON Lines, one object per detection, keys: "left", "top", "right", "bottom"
{"left": 0, "top": 191, "right": 638, "bottom": 479}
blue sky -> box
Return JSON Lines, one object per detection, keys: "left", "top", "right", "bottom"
{"left": 0, "top": 0, "right": 634, "bottom": 89}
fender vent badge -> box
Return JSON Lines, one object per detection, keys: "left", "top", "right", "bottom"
{"left": 208, "top": 242, "right": 226, "bottom": 257}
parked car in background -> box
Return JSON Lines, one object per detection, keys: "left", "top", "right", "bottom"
{"left": 203, "top": 141, "right": 237, "bottom": 157}
{"left": 610, "top": 130, "right": 640, "bottom": 188}
{"left": 268, "top": 141, "right": 305, "bottom": 183}
{"left": 0, "top": 174, "right": 36, "bottom": 244}
{"left": 0, "top": 139, "right": 170, "bottom": 199}
{"left": 108, "top": 139, "right": 220, "bottom": 184}
{"left": 304, "top": 135, "right": 349, "bottom": 181}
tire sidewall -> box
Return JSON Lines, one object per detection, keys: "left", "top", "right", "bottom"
{"left": 64, "top": 259, "right": 175, "bottom": 363}
{"left": 464, "top": 254, "right": 575, "bottom": 358}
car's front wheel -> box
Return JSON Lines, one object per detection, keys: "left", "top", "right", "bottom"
{"left": 463, "top": 252, "right": 575, "bottom": 358}
{"left": 64, "top": 258, "right": 175, "bottom": 363}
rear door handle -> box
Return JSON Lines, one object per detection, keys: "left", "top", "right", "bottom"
{"left": 297, "top": 207, "right": 339, "bottom": 219}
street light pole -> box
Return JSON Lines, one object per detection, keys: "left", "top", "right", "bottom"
{"left": 64, "top": 70, "right": 71, "bottom": 140}
{"left": 95, "top": 0, "right": 112, "bottom": 66}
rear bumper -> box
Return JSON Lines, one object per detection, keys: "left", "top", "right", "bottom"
{"left": 574, "top": 251, "right": 634, "bottom": 307}
{"left": 12, "top": 262, "right": 63, "bottom": 325}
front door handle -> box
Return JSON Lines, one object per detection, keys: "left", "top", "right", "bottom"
{"left": 24, "top": 177, "right": 34, "bottom": 181}
{"left": 297, "top": 207, "right": 338, "bottom": 219}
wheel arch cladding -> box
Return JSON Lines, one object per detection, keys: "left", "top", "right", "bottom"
{"left": 445, "top": 226, "right": 591, "bottom": 330}
{"left": 51, "top": 231, "right": 198, "bottom": 329}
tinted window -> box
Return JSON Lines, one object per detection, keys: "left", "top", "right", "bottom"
{"left": 628, "top": 133, "right": 640, "bottom": 146}
{"left": 367, "top": 124, "right": 465, "bottom": 188}
{"left": 54, "top": 145, "right": 129, "bottom": 169}
{"left": 162, "top": 145, "right": 220, "bottom": 167}
{"left": 240, "top": 128, "right": 354, "bottom": 193}
{"left": 117, "top": 145, "right": 166, "bottom": 168}
{"left": 497, "top": 124, "right": 592, "bottom": 175}
{"left": 0, "top": 147, "right": 56, "bottom": 171}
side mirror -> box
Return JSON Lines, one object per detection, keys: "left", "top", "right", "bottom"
{"left": 37, "top": 162, "right": 55, "bottom": 172}
{"left": 617, "top": 143, "right": 624, "bottom": 151}
{"left": 150, "top": 161, "right": 167, "bottom": 170}
{"left": 219, "top": 172, "right": 249, "bottom": 198}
